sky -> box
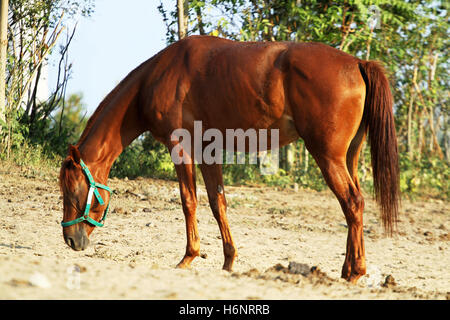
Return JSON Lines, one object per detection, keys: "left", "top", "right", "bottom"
{"left": 49, "top": 0, "right": 172, "bottom": 114}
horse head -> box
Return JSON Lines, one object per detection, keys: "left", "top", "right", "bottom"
{"left": 59, "top": 145, "right": 111, "bottom": 251}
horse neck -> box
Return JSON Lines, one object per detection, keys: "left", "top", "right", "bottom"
{"left": 76, "top": 70, "right": 146, "bottom": 183}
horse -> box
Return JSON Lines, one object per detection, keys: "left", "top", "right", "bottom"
{"left": 59, "top": 35, "right": 399, "bottom": 283}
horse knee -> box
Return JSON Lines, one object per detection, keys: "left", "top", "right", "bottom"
{"left": 353, "top": 193, "right": 364, "bottom": 212}
{"left": 209, "top": 195, "right": 226, "bottom": 219}
{"left": 344, "top": 192, "right": 364, "bottom": 225}
{"left": 181, "top": 194, "right": 197, "bottom": 213}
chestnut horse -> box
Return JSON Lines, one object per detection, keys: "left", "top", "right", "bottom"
{"left": 59, "top": 35, "right": 399, "bottom": 283}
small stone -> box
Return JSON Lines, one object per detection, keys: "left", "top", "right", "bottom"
{"left": 74, "top": 264, "right": 87, "bottom": 273}
{"left": 382, "top": 275, "right": 396, "bottom": 288}
{"left": 29, "top": 272, "right": 51, "bottom": 288}
{"left": 9, "top": 279, "right": 32, "bottom": 287}
{"left": 112, "top": 207, "right": 124, "bottom": 214}
{"left": 288, "top": 261, "right": 310, "bottom": 276}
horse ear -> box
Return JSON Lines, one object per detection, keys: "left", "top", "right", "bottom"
{"left": 68, "top": 144, "right": 81, "bottom": 164}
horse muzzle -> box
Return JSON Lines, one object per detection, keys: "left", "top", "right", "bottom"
{"left": 64, "top": 228, "right": 90, "bottom": 251}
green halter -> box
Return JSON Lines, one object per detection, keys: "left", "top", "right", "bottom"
{"left": 61, "top": 159, "right": 111, "bottom": 227}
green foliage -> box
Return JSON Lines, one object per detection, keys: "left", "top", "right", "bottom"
{"left": 1, "top": 1, "right": 95, "bottom": 164}
{"left": 0, "top": 92, "right": 88, "bottom": 172}
{"left": 110, "top": 133, "right": 176, "bottom": 180}
{"left": 222, "top": 161, "right": 258, "bottom": 185}
{"left": 262, "top": 168, "right": 295, "bottom": 188}
{"left": 50, "top": 93, "right": 89, "bottom": 154}
{"left": 153, "top": 0, "right": 449, "bottom": 199}
{"left": 400, "top": 155, "right": 449, "bottom": 199}
{"left": 5, "top": 140, "right": 60, "bottom": 169}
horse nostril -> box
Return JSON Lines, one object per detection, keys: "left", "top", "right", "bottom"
{"left": 66, "top": 236, "right": 75, "bottom": 249}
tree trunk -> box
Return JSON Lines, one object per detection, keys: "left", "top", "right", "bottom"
{"left": 195, "top": 5, "right": 205, "bottom": 35}
{"left": 444, "top": 111, "right": 449, "bottom": 162}
{"left": 0, "top": 0, "right": 8, "bottom": 129}
{"left": 417, "top": 110, "right": 424, "bottom": 162}
{"left": 285, "top": 144, "right": 294, "bottom": 172}
{"left": 407, "top": 91, "right": 414, "bottom": 160}
{"left": 407, "top": 65, "right": 418, "bottom": 160}
{"left": 177, "top": 0, "right": 188, "bottom": 40}
{"left": 304, "top": 146, "right": 309, "bottom": 173}
{"left": 412, "top": 58, "right": 444, "bottom": 160}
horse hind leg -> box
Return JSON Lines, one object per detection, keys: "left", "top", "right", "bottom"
{"left": 346, "top": 121, "right": 367, "bottom": 191}
{"left": 311, "top": 151, "right": 366, "bottom": 283}
{"left": 199, "top": 163, "right": 237, "bottom": 271}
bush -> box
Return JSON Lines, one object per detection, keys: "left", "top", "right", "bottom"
{"left": 110, "top": 133, "right": 176, "bottom": 180}
{"left": 399, "top": 155, "right": 449, "bottom": 199}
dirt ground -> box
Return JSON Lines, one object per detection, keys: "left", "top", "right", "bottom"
{"left": 0, "top": 164, "right": 448, "bottom": 300}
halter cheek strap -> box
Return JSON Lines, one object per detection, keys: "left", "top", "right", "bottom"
{"left": 61, "top": 159, "right": 112, "bottom": 227}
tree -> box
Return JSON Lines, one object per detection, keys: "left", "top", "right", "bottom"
{"left": 0, "top": 0, "right": 7, "bottom": 129}
{"left": 53, "top": 92, "right": 88, "bottom": 145}
{"left": 177, "top": 0, "right": 188, "bottom": 39}
{"left": 1, "top": 0, "right": 94, "bottom": 158}
{"left": 156, "top": 0, "right": 449, "bottom": 197}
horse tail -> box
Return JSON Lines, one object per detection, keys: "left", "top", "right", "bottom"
{"left": 358, "top": 61, "right": 400, "bottom": 235}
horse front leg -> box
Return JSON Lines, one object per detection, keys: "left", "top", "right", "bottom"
{"left": 199, "top": 163, "right": 237, "bottom": 271}
{"left": 172, "top": 159, "right": 200, "bottom": 269}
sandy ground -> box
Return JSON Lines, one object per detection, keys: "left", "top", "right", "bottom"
{"left": 0, "top": 165, "right": 448, "bottom": 300}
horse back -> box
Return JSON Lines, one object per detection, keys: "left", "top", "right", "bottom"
{"left": 141, "top": 36, "right": 365, "bottom": 148}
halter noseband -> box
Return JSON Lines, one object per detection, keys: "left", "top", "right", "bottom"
{"left": 61, "top": 159, "right": 111, "bottom": 227}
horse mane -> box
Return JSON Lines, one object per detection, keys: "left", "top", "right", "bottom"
{"left": 76, "top": 81, "right": 126, "bottom": 147}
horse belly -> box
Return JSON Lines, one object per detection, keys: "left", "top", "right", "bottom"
{"left": 269, "top": 114, "right": 300, "bottom": 148}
